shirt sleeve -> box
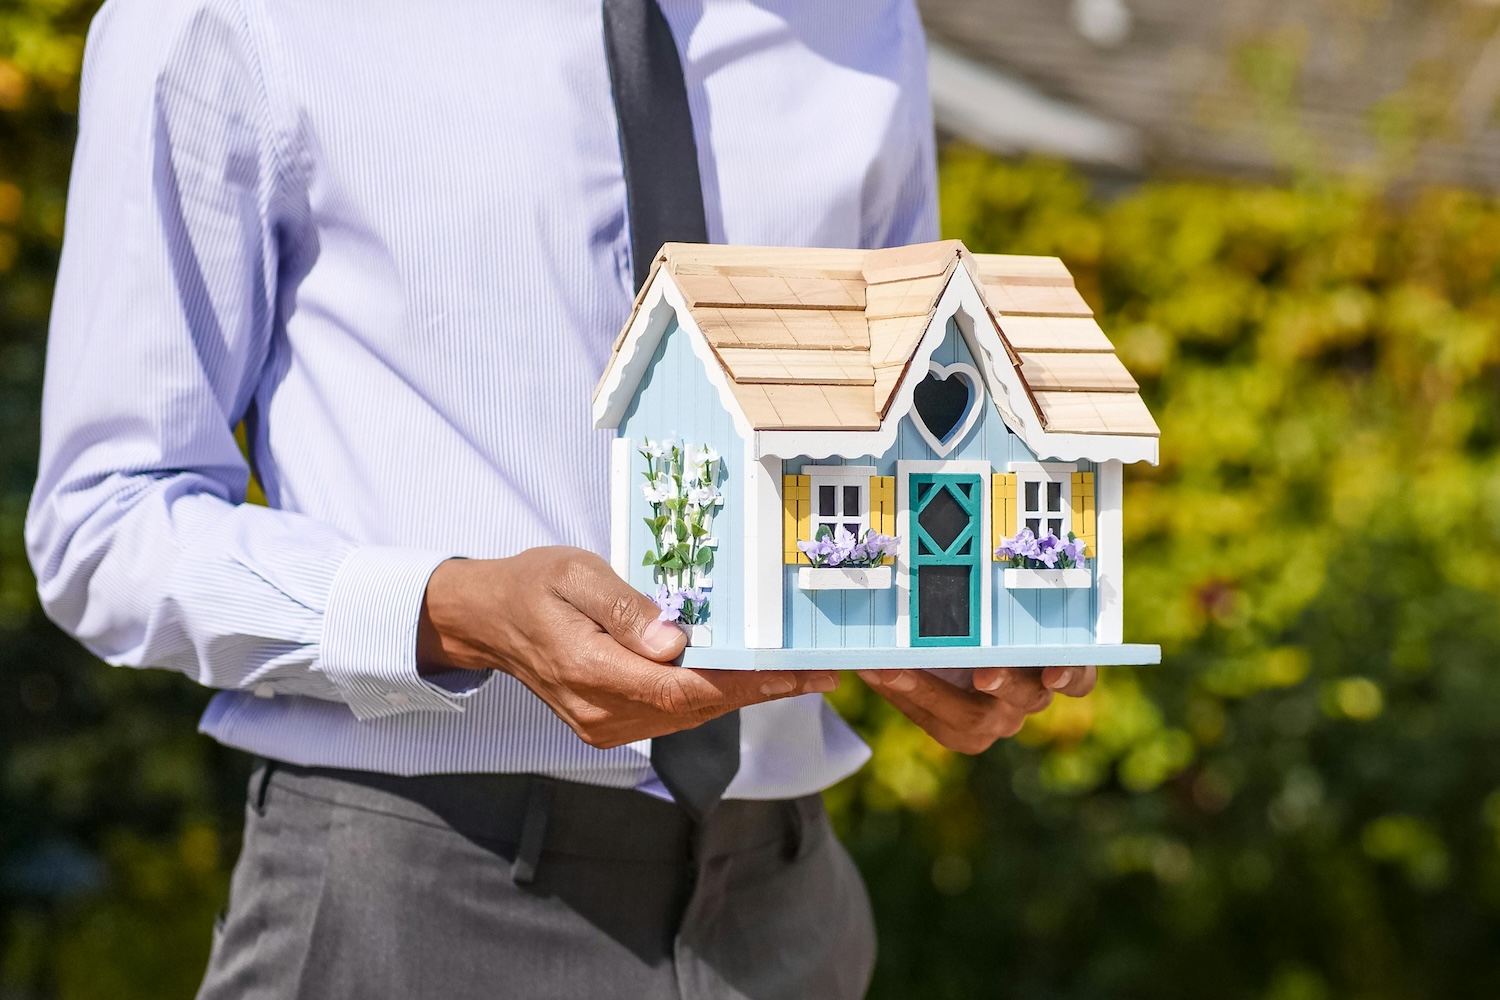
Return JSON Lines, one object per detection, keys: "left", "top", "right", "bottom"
{"left": 24, "top": 0, "right": 491, "bottom": 722}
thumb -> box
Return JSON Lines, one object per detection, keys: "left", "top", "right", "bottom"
{"left": 558, "top": 553, "right": 687, "bottom": 662}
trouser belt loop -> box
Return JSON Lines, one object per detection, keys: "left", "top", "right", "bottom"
{"left": 253, "top": 759, "right": 277, "bottom": 817}
{"left": 788, "top": 797, "right": 816, "bottom": 862}
{"left": 511, "top": 777, "right": 557, "bottom": 886}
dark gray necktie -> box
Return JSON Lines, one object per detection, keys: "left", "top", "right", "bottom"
{"left": 602, "top": 0, "right": 739, "bottom": 822}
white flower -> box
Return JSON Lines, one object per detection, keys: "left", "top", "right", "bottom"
{"left": 686, "top": 485, "right": 718, "bottom": 509}
{"left": 642, "top": 483, "right": 673, "bottom": 504}
{"left": 689, "top": 445, "right": 720, "bottom": 469}
{"left": 641, "top": 438, "right": 666, "bottom": 459}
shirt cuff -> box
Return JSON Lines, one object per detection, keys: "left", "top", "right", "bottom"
{"left": 319, "top": 546, "right": 492, "bottom": 721}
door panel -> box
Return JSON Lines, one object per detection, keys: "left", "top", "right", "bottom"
{"left": 909, "top": 473, "right": 983, "bottom": 646}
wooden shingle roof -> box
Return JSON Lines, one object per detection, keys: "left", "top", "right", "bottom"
{"left": 601, "top": 239, "right": 1158, "bottom": 439}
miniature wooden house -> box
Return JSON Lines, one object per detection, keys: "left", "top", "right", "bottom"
{"left": 593, "top": 240, "right": 1161, "bottom": 669}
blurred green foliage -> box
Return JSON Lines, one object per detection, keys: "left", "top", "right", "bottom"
{"left": 8, "top": 3, "right": 1500, "bottom": 998}
{"left": 830, "top": 153, "right": 1500, "bottom": 999}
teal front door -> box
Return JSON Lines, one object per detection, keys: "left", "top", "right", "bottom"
{"left": 909, "top": 473, "right": 984, "bottom": 646}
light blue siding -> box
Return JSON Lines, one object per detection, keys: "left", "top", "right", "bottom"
{"left": 620, "top": 313, "right": 1102, "bottom": 653}
{"left": 782, "top": 565, "right": 899, "bottom": 650}
{"left": 783, "top": 318, "right": 1098, "bottom": 649}
{"left": 618, "top": 318, "right": 746, "bottom": 649}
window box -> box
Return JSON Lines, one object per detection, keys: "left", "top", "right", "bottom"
{"left": 1003, "top": 567, "right": 1091, "bottom": 590}
{"left": 684, "top": 623, "right": 713, "bottom": 647}
{"left": 797, "top": 565, "right": 894, "bottom": 591}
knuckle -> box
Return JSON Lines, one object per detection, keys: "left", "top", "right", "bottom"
{"left": 608, "top": 592, "right": 645, "bottom": 637}
{"left": 553, "top": 548, "right": 602, "bottom": 590}
{"left": 994, "top": 711, "right": 1027, "bottom": 740}
{"left": 944, "top": 729, "right": 994, "bottom": 755}
{"left": 575, "top": 726, "right": 610, "bottom": 749}
{"left": 1026, "top": 691, "right": 1055, "bottom": 714}
{"left": 572, "top": 703, "right": 611, "bottom": 734}
{"left": 648, "top": 675, "right": 697, "bottom": 716}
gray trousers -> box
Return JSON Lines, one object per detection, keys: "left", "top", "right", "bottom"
{"left": 197, "top": 761, "right": 876, "bottom": 1000}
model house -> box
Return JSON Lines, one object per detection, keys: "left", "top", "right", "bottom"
{"left": 593, "top": 240, "right": 1160, "bottom": 669}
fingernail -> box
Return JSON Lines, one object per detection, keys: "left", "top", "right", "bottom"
{"left": 977, "top": 672, "right": 1004, "bottom": 692}
{"left": 760, "top": 676, "right": 796, "bottom": 696}
{"left": 1046, "top": 668, "right": 1075, "bottom": 691}
{"left": 643, "top": 619, "right": 684, "bottom": 657}
{"left": 804, "top": 674, "right": 838, "bottom": 693}
{"left": 887, "top": 670, "right": 918, "bottom": 693}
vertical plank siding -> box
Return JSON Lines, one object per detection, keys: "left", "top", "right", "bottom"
{"left": 782, "top": 318, "right": 1098, "bottom": 649}
{"left": 619, "top": 319, "right": 748, "bottom": 648}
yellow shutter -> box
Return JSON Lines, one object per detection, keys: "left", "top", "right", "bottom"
{"left": 868, "top": 475, "right": 896, "bottom": 564}
{"left": 1071, "top": 471, "right": 1096, "bottom": 557}
{"left": 992, "top": 472, "right": 1016, "bottom": 559}
{"left": 783, "top": 474, "right": 812, "bottom": 564}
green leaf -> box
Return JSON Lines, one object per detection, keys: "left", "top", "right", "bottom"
{"left": 694, "top": 547, "right": 713, "bottom": 567}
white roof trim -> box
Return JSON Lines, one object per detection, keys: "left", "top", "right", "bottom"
{"left": 592, "top": 272, "right": 753, "bottom": 440}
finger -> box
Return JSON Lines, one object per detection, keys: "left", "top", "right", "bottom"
{"left": 860, "top": 670, "right": 1028, "bottom": 752}
{"left": 579, "top": 635, "right": 837, "bottom": 716}
{"left": 551, "top": 550, "right": 686, "bottom": 661}
{"left": 971, "top": 668, "right": 1054, "bottom": 713}
{"left": 1040, "top": 665, "right": 1098, "bottom": 698}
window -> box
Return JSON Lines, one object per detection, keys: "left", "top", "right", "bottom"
{"left": 1013, "top": 463, "right": 1073, "bottom": 539}
{"left": 804, "top": 465, "right": 874, "bottom": 540}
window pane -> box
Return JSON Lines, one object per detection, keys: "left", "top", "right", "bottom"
{"left": 1026, "top": 517, "right": 1041, "bottom": 535}
{"left": 1048, "top": 518, "right": 1063, "bottom": 538}
{"left": 918, "top": 486, "right": 968, "bottom": 551}
{"left": 918, "top": 565, "right": 971, "bottom": 638}
{"left": 843, "top": 523, "right": 861, "bottom": 538}
{"left": 819, "top": 485, "right": 836, "bottom": 517}
{"left": 1024, "top": 480, "right": 1040, "bottom": 512}
{"left": 1047, "top": 481, "right": 1062, "bottom": 512}
{"left": 843, "top": 485, "right": 860, "bottom": 517}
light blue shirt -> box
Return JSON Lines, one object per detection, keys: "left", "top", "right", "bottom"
{"left": 27, "top": 0, "right": 938, "bottom": 797}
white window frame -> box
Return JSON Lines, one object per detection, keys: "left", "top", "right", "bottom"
{"left": 1008, "top": 461, "right": 1076, "bottom": 540}
{"left": 800, "top": 464, "right": 875, "bottom": 541}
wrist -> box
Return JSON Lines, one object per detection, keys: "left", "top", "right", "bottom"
{"left": 417, "top": 558, "right": 501, "bottom": 674}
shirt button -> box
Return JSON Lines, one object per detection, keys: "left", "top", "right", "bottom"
{"left": 384, "top": 691, "right": 410, "bottom": 708}
{"left": 254, "top": 683, "right": 275, "bottom": 699}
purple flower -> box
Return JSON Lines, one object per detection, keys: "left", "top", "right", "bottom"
{"left": 994, "top": 527, "right": 1088, "bottom": 569}
{"left": 798, "top": 538, "right": 834, "bottom": 565}
{"left": 653, "top": 584, "right": 685, "bottom": 623}
{"left": 862, "top": 532, "right": 899, "bottom": 561}
{"left": 823, "top": 526, "right": 858, "bottom": 566}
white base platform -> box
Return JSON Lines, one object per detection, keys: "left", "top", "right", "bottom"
{"left": 676, "top": 643, "right": 1161, "bottom": 671}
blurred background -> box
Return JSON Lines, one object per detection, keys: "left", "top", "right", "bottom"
{"left": 6, "top": 0, "right": 1500, "bottom": 997}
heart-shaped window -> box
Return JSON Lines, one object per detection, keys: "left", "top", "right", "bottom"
{"left": 911, "top": 362, "right": 982, "bottom": 456}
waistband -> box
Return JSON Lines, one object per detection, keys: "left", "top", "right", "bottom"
{"left": 256, "top": 759, "right": 824, "bottom": 872}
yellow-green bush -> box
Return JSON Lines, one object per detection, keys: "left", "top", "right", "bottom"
{"left": 828, "top": 152, "right": 1500, "bottom": 999}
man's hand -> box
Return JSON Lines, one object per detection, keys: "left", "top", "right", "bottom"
{"left": 857, "top": 666, "right": 1096, "bottom": 754}
{"left": 417, "top": 548, "right": 837, "bottom": 749}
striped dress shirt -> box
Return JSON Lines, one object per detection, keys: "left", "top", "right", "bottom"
{"left": 26, "top": 0, "right": 938, "bottom": 797}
